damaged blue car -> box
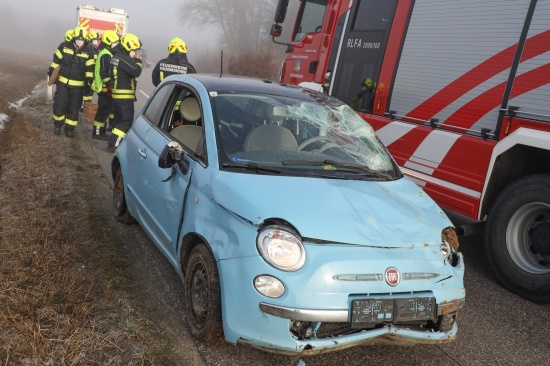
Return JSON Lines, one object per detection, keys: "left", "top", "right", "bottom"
{"left": 111, "top": 74, "right": 465, "bottom": 355}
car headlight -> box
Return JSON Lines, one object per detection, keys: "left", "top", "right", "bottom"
{"left": 440, "top": 240, "right": 459, "bottom": 267}
{"left": 441, "top": 227, "right": 460, "bottom": 267}
{"left": 257, "top": 226, "right": 306, "bottom": 271}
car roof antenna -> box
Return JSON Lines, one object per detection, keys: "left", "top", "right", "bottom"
{"left": 220, "top": 50, "right": 223, "bottom": 78}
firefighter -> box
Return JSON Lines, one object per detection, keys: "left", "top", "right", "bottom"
{"left": 48, "top": 26, "right": 95, "bottom": 137}
{"left": 107, "top": 33, "right": 143, "bottom": 151}
{"left": 90, "top": 30, "right": 119, "bottom": 140}
{"left": 83, "top": 30, "right": 101, "bottom": 104}
{"left": 350, "top": 77, "right": 376, "bottom": 113}
{"left": 152, "top": 37, "right": 196, "bottom": 87}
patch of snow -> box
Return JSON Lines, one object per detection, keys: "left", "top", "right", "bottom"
{"left": 2, "top": 82, "right": 45, "bottom": 130}
{"left": 9, "top": 96, "right": 29, "bottom": 109}
{"left": 0, "top": 113, "right": 9, "bottom": 131}
{"left": 7, "top": 82, "right": 43, "bottom": 109}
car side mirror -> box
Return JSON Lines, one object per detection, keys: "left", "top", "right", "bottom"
{"left": 159, "top": 141, "right": 190, "bottom": 175}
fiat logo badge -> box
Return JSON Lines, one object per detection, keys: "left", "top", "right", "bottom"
{"left": 385, "top": 267, "right": 400, "bottom": 286}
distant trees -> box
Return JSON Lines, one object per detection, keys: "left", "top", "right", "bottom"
{"left": 178, "top": 0, "right": 285, "bottom": 78}
{"left": 177, "top": 0, "right": 278, "bottom": 55}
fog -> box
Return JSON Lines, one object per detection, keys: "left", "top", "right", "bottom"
{"left": 0, "top": 0, "right": 218, "bottom": 67}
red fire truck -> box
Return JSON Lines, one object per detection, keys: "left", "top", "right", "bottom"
{"left": 76, "top": 4, "right": 128, "bottom": 36}
{"left": 271, "top": 0, "right": 550, "bottom": 303}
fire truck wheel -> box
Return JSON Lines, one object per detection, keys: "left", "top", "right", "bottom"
{"left": 486, "top": 174, "right": 550, "bottom": 303}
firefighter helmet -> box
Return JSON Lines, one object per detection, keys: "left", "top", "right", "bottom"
{"left": 88, "top": 30, "right": 100, "bottom": 41}
{"left": 73, "top": 26, "right": 88, "bottom": 40}
{"left": 168, "top": 37, "right": 187, "bottom": 54}
{"left": 363, "top": 78, "right": 374, "bottom": 88}
{"left": 65, "top": 29, "right": 74, "bottom": 42}
{"left": 120, "top": 33, "right": 141, "bottom": 52}
{"left": 101, "top": 30, "right": 120, "bottom": 46}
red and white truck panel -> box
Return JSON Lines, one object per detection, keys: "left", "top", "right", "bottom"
{"left": 271, "top": 0, "right": 550, "bottom": 303}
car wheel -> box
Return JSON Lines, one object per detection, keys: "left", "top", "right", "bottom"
{"left": 184, "top": 243, "right": 223, "bottom": 344}
{"left": 486, "top": 174, "right": 550, "bottom": 303}
{"left": 113, "top": 167, "right": 135, "bottom": 225}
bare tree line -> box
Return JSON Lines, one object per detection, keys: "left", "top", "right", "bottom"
{"left": 177, "top": 0, "right": 301, "bottom": 78}
{"left": 177, "top": 0, "right": 278, "bottom": 54}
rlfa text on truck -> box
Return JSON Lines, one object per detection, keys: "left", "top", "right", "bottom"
{"left": 271, "top": 0, "right": 550, "bottom": 303}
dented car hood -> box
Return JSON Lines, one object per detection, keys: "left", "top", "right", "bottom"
{"left": 211, "top": 172, "right": 451, "bottom": 247}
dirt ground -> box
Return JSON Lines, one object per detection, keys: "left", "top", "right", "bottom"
{"left": 0, "top": 50, "right": 204, "bottom": 365}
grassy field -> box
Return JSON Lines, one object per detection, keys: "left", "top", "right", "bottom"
{"left": 0, "top": 87, "right": 161, "bottom": 365}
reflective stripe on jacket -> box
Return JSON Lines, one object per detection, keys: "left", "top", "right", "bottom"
{"left": 110, "top": 45, "right": 143, "bottom": 100}
{"left": 152, "top": 53, "right": 196, "bottom": 87}
{"left": 49, "top": 41, "right": 95, "bottom": 87}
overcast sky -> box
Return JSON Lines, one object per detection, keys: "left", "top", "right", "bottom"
{"left": 0, "top": 0, "right": 216, "bottom": 63}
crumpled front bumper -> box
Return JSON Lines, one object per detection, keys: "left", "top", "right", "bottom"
{"left": 218, "top": 247, "right": 465, "bottom": 355}
{"left": 241, "top": 323, "right": 459, "bottom": 356}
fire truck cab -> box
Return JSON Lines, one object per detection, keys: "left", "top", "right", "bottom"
{"left": 271, "top": 0, "right": 550, "bottom": 303}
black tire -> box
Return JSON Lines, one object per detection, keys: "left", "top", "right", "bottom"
{"left": 113, "top": 167, "right": 135, "bottom": 225}
{"left": 184, "top": 243, "right": 223, "bottom": 344}
{"left": 485, "top": 174, "right": 550, "bottom": 303}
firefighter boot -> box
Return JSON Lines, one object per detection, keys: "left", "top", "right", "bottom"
{"left": 64, "top": 127, "right": 75, "bottom": 138}
{"left": 53, "top": 121, "right": 62, "bottom": 135}
{"left": 92, "top": 125, "right": 109, "bottom": 141}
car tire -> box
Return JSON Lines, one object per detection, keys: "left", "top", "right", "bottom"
{"left": 184, "top": 243, "right": 223, "bottom": 344}
{"left": 113, "top": 167, "right": 135, "bottom": 225}
{"left": 485, "top": 174, "right": 550, "bottom": 303}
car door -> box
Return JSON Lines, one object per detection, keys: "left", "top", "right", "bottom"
{"left": 123, "top": 84, "right": 174, "bottom": 217}
{"left": 131, "top": 83, "right": 205, "bottom": 265}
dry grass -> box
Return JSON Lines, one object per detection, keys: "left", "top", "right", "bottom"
{"left": 227, "top": 49, "right": 280, "bottom": 81}
{"left": 192, "top": 48, "right": 280, "bottom": 81}
{"left": 0, "top": 95, "right": 152, "bottom": 364}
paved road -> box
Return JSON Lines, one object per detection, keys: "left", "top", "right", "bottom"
{"left": 86, "top": 77, "right": 550, "bottom": 366}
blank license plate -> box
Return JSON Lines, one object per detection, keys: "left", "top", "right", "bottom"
{"left": 351, "top": 297, "right": 436, "bottom": 328}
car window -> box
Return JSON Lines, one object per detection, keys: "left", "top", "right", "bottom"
{"left": 157, "top": 85, "right": 205, "bottom": 158}
{"left": 213, "top": 92, "right": 398, "bottom": 179}
{"left": 143, "top": 84, "right": 174, "bottom": 125}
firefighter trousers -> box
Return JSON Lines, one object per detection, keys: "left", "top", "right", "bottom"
{"left": 53, "top": 83, "right": 84, "bottom": 131}
{"left": 93, "top": 92, "right": 113, "bottom": 128}
{"left": 108, "top": 99, "right": 134, "bottom": 148}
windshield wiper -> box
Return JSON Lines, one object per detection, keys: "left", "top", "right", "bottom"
{"left": 222, "top": 162, "right": 284, "bottom": 174}
{"left": 282, "top": 160, "right": 393, "bottom": 180}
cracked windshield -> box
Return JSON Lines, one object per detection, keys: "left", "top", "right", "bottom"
{"left": 213, "top": 91, "right": 397, "bottom": 179}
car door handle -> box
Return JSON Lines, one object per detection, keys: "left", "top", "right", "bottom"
{"left": 138, "top": 148, "right": 147, "bottom": 158}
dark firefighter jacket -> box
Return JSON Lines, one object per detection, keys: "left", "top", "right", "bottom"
{"left": 109, "top": 44, "right": 143, "bottom": 100}
{"left": 152, "top": 53, "right": 196, "bottom": 87}
{"left": 48, "top": 41, "right": 95, "bottom": 87}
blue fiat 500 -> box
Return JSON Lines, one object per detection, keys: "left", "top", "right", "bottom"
{"left": 111, "top": 74, "right": 465, "bottom": 355}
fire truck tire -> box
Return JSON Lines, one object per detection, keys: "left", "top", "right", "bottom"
{"left": 486, "top": 174, "right": 550, "bottom": 303}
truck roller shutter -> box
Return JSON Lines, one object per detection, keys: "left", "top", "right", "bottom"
{"left": 507, "top": 1, "right": 550, "bottom": 123}
{"left": 389, "top": 0, "right": 531, "bottom": 137}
